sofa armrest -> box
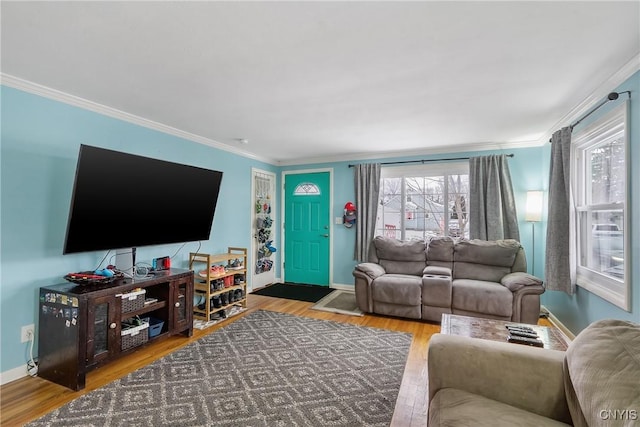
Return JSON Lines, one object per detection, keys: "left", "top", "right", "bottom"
{"left": 354, "top": 262, "right": 386, "bottom": 280}
{"left": 353, "top": 263, "right": 385, "bottom": 314}
{"left": 428, "top": 334, "right": 570, "bottom": 422}
{"left": 423, "top": 265, "right": 452, "bottom": 277}
{"left": 501, "top": 271, "right": 544, "bottom": 292}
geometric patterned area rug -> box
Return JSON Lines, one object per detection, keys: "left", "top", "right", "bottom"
{"left": 27, "top": 310, "right": 412, "bottom": 427}
{"left": 311, "top": 290, "right": 364, "bottom": 317}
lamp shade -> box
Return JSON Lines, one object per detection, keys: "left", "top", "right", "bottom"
{"left": 525, "top": 191, "right": 543, "bottom": 222}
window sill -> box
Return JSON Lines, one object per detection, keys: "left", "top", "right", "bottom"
{"left": 576, "top": 269, "right": 629, "bottom": 311}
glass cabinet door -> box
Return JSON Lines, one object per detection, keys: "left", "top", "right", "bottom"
{"left": 93, "top": 302, "right": 109, "bottom": 356}
{"left": 172, "top": 278, "right": 193, "bottom": 336}
{"left": 86, "top": 295, "right": 117, "bottom": 365}
{"left": 176, "top": 284, "right": 186, "bottom": 322}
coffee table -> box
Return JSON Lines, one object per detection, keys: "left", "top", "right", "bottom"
{"left": 440, "top": 313, "right": 570, "bottom": 351}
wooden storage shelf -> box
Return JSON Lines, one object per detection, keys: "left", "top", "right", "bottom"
{"left": 121, "top": 300, "right": 167, "bottom": 320}
{"left": 193, "top": 302, "right": 241, "bottom": 316}
{"left": 194, "top": 283, "right": 245, "bottom": 296}
{"left": 37, "top": 269, "right": 193, "bottom": 391}
{"left": 190, "top": 252, "right": 247, "bottom": 265}
{"left": 189, "top": 247, "right": 248, "bottom": 321}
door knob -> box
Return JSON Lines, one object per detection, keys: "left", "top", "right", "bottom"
{"left": 322, "top": 234, "right": 329, "bottom": 238}
{"left": 109, "top": 323, "right": 116, "bottom": 329}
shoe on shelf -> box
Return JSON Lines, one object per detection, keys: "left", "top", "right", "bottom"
{"left": 226, "top": 258, "right": 244, "bottom": 270}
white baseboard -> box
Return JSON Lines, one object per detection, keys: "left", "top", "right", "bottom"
{"left": 541, "top": 305, "right": 575, "bottom": 341}
{"left": 1, "top": 364, "right": 29, "bottom": 386}
{"left": 330, "top": 283, "right": 355, "bottom": 291}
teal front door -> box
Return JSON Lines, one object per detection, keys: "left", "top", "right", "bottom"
{"left": 284, "top": 172, "right": 331, "bottom": 286}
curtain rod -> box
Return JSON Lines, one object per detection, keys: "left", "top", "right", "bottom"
{"left": 348, "top": 154, "right": 514, "bottom": 168}
{"left": 549, "top": 91, "right": 631, "bottom": 142}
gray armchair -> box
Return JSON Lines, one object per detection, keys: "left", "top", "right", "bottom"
{"left": 427, "top": 319, "right": 640, "bottom": 426}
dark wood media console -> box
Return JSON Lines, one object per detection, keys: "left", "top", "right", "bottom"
{"left": 37, "top": 268, "right": 194, "bottom": 390}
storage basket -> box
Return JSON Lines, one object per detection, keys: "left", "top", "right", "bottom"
{"left": 141, "top": 316, "right": 165, "bottom": 338}
{"left": 119, "top": 289, "right": 146, "bottom": 313}
{"left": 121, "top": 321, "right": 149, "bottom": 350}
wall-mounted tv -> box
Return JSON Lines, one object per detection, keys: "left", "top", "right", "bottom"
{"left": 63, "top": 144, "right": 223, "bottom": 254}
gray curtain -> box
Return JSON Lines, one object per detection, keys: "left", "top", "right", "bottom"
{"left": 469, "top": 154, "right": 520, "bottom": 241}
{"left": 354, "top": 163, "right": 381, "bottom": 261}
{"left": 545, "top": 127, "right": 575, "bottom": 294}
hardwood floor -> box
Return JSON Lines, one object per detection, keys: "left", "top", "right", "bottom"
{"left": 0, "top": 294, "right": 551, "bottom": 426}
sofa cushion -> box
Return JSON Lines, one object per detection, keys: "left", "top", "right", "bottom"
{"left": 564, "top": 319, "right": 640, "bottom": 427}
{"left": 454, "top": 262, "right": 512, "bottom": 283}
{"left": 371, "top": 274, "right": 422, "bottom": 305}
{"left": 373, "top": 237, "right": 426, "bottom": 276}
{"left": 452, "top": 279, "right": 513, "bottom": 318}
{"left": 453, "top": 239, "right": 521, "bottom": 281}
{"left": 379, "top": 259, "right": 427, "bottom": 276}
{"left": 454, "top": 239, "right": 521, "bottom": 266}
{"left": 426, "top": 237, "right": 455, "bottom": 270}
{"left": 429, "top": 388, "right": 571, "bottom": 427}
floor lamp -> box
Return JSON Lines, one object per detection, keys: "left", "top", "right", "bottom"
{"left": 525, "top": 191, "right": 543, "bottom": 275}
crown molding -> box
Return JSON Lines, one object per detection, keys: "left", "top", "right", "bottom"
{"left": 0, "top": 73, "right": 278, "bottom": 165}
{"left": 276, "top": 139, "right": 542, "bottom": 167}
{"left": 537, "top": 53, "right": 640, "bottom": 144}
{"left": 6, "top": 53, "right": 637, "bottom": 168}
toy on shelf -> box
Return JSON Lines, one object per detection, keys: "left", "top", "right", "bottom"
{"left": 64, "top": 266, "right": 124, "bottom": 285}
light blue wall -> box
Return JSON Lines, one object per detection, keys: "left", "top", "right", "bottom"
{"left": 540, "top": 71, "right": 640, "bottom": 333}
{"left": 0, "top": 86, "right": 277, "bottom": 373}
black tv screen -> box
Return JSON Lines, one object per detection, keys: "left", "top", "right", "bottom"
{"left": 63, "top": 144, "right": 223, "bottom": 254}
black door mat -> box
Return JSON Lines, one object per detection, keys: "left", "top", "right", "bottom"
{"left": 251, "top": 282, "right": 335, "bottom": 303}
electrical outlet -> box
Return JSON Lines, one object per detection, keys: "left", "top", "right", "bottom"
{"left": 21, "top": 324, "right": 35, "bottom": 343}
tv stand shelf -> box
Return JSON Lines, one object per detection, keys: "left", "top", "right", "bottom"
{"left": 37, "top": 268, "right": 193, "bottom": 391}
{"left": 122, "top": 300, "right": 167, "bottom": 320}
{"left": 189, "top": 248, "right": 248, "bottom": 322}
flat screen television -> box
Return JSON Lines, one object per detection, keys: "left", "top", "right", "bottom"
{"left": 63, "top": 144, "right": 223, "bottom": 255}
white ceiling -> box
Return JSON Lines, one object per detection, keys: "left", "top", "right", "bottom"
{"left": 2, "top": 1, "right": 639, "bottom": 165}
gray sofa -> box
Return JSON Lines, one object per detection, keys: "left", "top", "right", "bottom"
{"left": 427, "top": 319, "right": 640, "bottom": 426}
{"left": 353, "top": 236, "right": 544, "bottom": 324}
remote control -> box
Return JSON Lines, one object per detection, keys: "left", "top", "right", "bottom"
{"left": 505, "top": 324, "right": 533, "bottom": 331}
{"left": 506, "top": 325, "right": 535, "bottom": 333}
{"left": 507, "top": 335, "right": 544, "bottom": 347}
{"left": 507, "top": 326, "right": 535, "bottom": 332}
{"left": 508, "top": 330, "right": 539, "bottom": 339}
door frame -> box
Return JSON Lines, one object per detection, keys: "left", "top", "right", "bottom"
{"left": 281, "top": 168, "right": 334, "bottom": 286}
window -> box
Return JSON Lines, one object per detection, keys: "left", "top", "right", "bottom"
{"left": 573, "top": 101, "right": 629, "bottom": 310}
{"left": 375, "top": 162, "right": 469, "bottom": 240}
{"left": 293, "top": 183, "right": 320, "bottom": 195}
